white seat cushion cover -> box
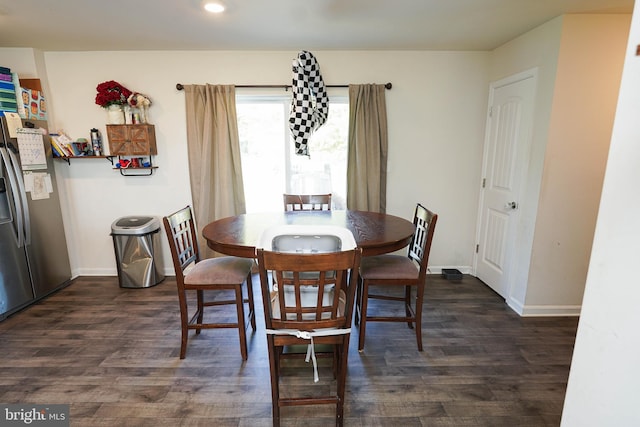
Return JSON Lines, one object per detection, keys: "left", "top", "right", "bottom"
{"left": 258, "top": 225, "right": 356, "bottom": 251}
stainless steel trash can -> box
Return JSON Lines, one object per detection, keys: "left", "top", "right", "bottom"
{"left": 111, "top": 216, "right": 165, "bottom": 288}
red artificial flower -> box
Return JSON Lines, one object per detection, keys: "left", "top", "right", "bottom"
{"left": 95, "top": 80, "right": 133, "bottom": 108}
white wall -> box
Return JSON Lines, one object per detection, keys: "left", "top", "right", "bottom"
{"left": 561, "top": 3, "right": 640, "bottom": 425}
{"left": 1, "top": 50, "right": 489, "bottom": 276}
{"left": 527, "top": 14, "right": 630, "bottom": 310}
{"left": 488, "top": 15, "right": 629, "bottom": 315}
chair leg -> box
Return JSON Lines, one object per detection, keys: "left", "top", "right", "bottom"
{"left": 358, "top": 279, "right": 369, "bottom": 351}
{"left": 332, "top": 345, "right": 338, "bottom": 379}
{"left": 415, "top": 285, "right": 425, "bottom": 352}
{"left": 267, "top": 338, "right": 281, "bottom": 427}
{"left": 196, "top": 289, "right": 204, "bottom": 334}
{"left": 235, "top": 284, "right": 248, "bottom": 361}
{"left": 354, "top": 275, "right": 362, "bottom": 326}
{"left": 275, "top": 347, "right": 283, "bottom": 375}
{"left": 178, "top": 291, "right": 189, "bottom": 359}
{"left": 335, "top": 341, "right": 349, "bottom": 427}
{"left": 246, "top": 273, "right": 257, "bottom": 331}
{"left": 405, "top": 285, "right": 413, "bottom": 329}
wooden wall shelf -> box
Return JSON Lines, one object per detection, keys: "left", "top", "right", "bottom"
{"left": 106, "top": 124, "right": 157, "bottom": 156}
{"left": 106, "top": 124, "right": 158, "bottom": 176}
{"left": 54, "top": 155, "right": 115, "bottom": 165}
{"left": 52, "top": 125, "right": 159, "bottom": 176}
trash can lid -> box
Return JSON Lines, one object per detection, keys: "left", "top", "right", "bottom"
{"left": 111, "top": 216, "right": 160, "bottom": 235}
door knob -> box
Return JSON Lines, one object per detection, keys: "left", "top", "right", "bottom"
{"left": 505, "top": 201, "right": 518, "bottom": 210}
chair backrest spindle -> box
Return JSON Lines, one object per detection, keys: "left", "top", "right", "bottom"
{"left": 283, "top": 193, "right": 332, "bottom": 211}
{"left": 257, "top": 248, "right": 361, "bottom": 332}
{"left": 408, "top": 204, "right": 437, "bottom": 279}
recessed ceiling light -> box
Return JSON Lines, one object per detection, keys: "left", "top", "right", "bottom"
{"left": 203, "top": 1, "right": 225, "bottom": 13}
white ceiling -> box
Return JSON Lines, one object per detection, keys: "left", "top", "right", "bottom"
{"left": 0, "top": 0, "right": 634, "bottom": 52}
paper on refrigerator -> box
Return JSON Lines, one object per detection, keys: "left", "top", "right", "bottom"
{"left": 22, "top": 171, "right": 53, "bottom": 200}
{"left": 16, "top": 128, "right": 47, "bottom": 170}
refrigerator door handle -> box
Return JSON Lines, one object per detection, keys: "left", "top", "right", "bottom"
{"left": 6, "top": 147, "right": 31, "bottom": 246}
{"left": 0, "top": 147, "right": 24, "bottom": 247}
{"left": 0, "top": 177, "right": 13, "bottom": 225}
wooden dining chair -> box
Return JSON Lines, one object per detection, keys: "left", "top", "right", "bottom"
{"left": 283, "top": 193, "right": 332, "bottom": 211}
{"left": 162, "top": 206, "right": 256, "bottom": 360}
{"left": 355, "top": 203, "right": 437, "bottom": 351}
{"left": 256, "top": 246, "right": 362, "bottom": 427}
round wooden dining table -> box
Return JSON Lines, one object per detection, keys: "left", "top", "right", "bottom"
{"left": 202, "top": 210, "right": 415, "bottom": 258}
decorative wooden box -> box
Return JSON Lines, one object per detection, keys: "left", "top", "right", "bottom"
{"left": 106, "top": 124, "right": 157, "bottom": 156}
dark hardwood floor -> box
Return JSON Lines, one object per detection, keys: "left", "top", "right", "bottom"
{"left": 0, "top": 274, "right": 577, "bottom": 426}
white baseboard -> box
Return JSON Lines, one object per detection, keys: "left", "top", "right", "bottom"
{"left": 71, "top": 268, "right": 117, "bottom": 277}
{"left": 509, "top": 300, "right": 581, "bottom": 317}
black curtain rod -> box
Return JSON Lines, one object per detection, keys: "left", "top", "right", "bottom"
{"left": 175, "top": 82, "right": 392, "bottom": 91}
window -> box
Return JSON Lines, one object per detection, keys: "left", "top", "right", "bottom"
{"left": 237, "top": 94, "right": 348, "bottom": 213}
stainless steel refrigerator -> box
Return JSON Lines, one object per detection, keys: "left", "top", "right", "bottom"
{"left": 0, "top": 116, "right": 71, "bottom": 320}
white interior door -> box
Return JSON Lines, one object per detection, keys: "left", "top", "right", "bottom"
{"left": 476, "top": 73, "right": 536, "bottom": 298}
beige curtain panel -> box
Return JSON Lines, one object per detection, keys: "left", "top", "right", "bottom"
{"left": 183, "top": 84, "right": 246, "bottom": 258}
{"left": 347, "top": 84, "right": 388, "bottom": 213}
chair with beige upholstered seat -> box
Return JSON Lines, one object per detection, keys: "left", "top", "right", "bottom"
{"left": 283, "top": 193, "right": 332, "bottom": 211}
{"left": 355, "top": 203, "right": 437, "bottom": 351}
{"left": 163, "top": 206, "right": 256, "bottom": 360}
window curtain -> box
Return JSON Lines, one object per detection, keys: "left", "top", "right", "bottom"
{"left": 346, "top": 84, "right": 388, "bottom": 213}
{"left": 183, "top": 84, "right": 246, "bottom": 258}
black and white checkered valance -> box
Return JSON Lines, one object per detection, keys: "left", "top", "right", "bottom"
{"left": 289, "top": 51, "right": 329, "bottom": 156}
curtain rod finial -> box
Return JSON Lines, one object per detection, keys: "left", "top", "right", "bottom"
{"left": 385, "top": 83, "right": 392, "bottom": 90}
{"left": 176, "top": 83, "right": 184, "bottom": 91}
